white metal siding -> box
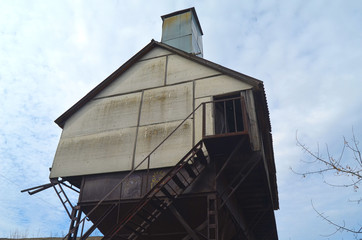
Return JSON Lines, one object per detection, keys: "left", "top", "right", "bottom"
{"left": 166, "top": 55, "right": 219, "bottom": 85}
{"left": 96, "top": 56, "right": 166, "bottom": 98}
{"left": 50, "top": 128, "right": 137, "bottom": 177}
{"left": 50, "top": 47, "right": 255, "bottom": 178}
{"left": 134, "top": 119, "right": 193, "bottom": 169}
{"left": 140, "top": 47, "right": 171, "bottom": 61}
{"left": 62, "top": 92, "right": 142, "bottom": 138}
{"left": 195, "top": 74, "right": 252, "bottom": 98}
{"left": 140, "top": 82, "right": 192, "bottom": 126}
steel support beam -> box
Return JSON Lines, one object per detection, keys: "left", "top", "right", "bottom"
{"left": 215, "top": 138, "right": 245, "bottom": 180}
{"left": 182, "top": 220, "right": 207, "bottom": 240}
{"left": 169, "top": 204, "right": 200, "bottom": 240}
{"left": 220, "top": 154, "right": 261, "bottom": 208}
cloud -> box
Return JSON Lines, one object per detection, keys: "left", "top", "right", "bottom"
{"left": 1, "top": 0, "right": 361, "bottom": 239}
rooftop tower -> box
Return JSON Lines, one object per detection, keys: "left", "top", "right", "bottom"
{"left": 161, "top": 8, "right": 203, "bottom": 57}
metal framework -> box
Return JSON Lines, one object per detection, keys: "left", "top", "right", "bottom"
{"left": 22, "top": 97, "right": 278, "bottom": 239}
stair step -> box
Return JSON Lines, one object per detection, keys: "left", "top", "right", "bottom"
{"left": 139, "top": 209, "right": 158, "bottom": 221}
{"left": 172, "top": 174, "right": 186, "bottom": 189}
{"left": 184, "top": 163, "right": 197, "bottom": 178}
{"left": 136, "top": 213, "right": 153, "bottom": 224}
{"left": 149, "top": 199, "right": 165, "bottom": 212}
{"left": 127, "top": 232, "right": 138, "bottom": 240}
{"left": 196, "top": 149, "right": 207, "bottom": 165}
{"left": 124, "top": 225, "right": 139, "bottom": 236}
{"left": 128, "top": 220, "right": 147, "bottom": 231}
{"left": 160, "top": 187, "right": 174, "bottom": 199}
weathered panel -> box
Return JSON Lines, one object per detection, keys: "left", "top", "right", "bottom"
{"left": 96, "top": 57, "right": 166, "bottom": 98}
{"left": 140, "top": 82, "right": 192, "bottom": 126}
{"left": 63, "top": 92, "right": 142, "bottom": 138}
{"left": 191, "top": 16, "right": 203, "bottom": 57}
{"left": 166, "top": 55, "right": 219, "bottom": 85}
{"left": 121, "top": 174, "right": 142, "bottom": 199}
{"left": 78, "top": 166, "right": 213, "bottom": 203}
{"left": 194, "top": 97, "right": 213, "bottom": 143}
{"left": 163, "top": 35, "right": 193, "bottom": 54}
{"left": 50, "top": 127, "right": 136, "bottom": 178}
{"left": 161, "top": 9, "right": 203, "bottom": 56}
{"left": 162, "top": 11, "right": 192, "bottom": 42}
{"left": 134, "top": 120, "right": 193, "bottom": 169}
{"left": 140, "top": 47, "right": 172, "bottom": 61}
{"left": 81, "top": 173, "right": 122, "bottom": 202}
{"left": 195, "top": 75, "right": 252, "bottom": 98}
{"left": 241, "top": 90, "right": 261, "bottom": 151}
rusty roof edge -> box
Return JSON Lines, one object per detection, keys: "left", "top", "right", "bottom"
{"left": 253, "top": 87, "right": 278, "bottom": 209}
{"left": 54, "top": 40, "right": 157, "bottom": 128}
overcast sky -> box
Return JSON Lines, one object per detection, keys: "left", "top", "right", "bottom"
{"left": 1, "top": 0, "right": 361, "bottom": 239}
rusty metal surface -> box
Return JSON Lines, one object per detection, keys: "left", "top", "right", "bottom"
{"left": 203, "top": 136, "right": 278, "bottom": 240}
{"left": 161, "top": 8, "right": 203, "bottom": 57}
{"left": 161, "top": 8, "right": 203, "bottom": 34}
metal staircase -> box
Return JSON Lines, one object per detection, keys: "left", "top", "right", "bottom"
{"left": 24, "top": 98, "right": 250, "bottom": 239}
{"left": 103, "top": 142, "right": 208, "bottom": 239}
{"left": 21, "top": 180, "right": 80, "bottom": 221}
{"left": 52, "top": 182, "right": 75, "bottom": 219}
{"left": 61, "top": 102, "right": 211, "bottom": 240}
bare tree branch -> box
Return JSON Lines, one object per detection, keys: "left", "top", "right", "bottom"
{"left": 295, "top": 130, "right": 362, "bottom": 237}
{"left": 295, "top": 132, "right": 362, "bottom": 188}
{"left": 311, "top": 200, "right": 362, "bottom": 235}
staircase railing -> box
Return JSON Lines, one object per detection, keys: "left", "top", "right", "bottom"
{"left": 103, "top": 141, "right": 207, "bottom": 239}
{"left": 64, "top": 96, "right": 249, "bottom": 239}
{"left": 63, "top": 102, "right": 205, "bottom": 239}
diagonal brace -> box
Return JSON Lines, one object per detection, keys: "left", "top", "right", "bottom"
{"left": 215, "top": 138, "right": 246, "bottom": 180}
{"left": 220, "top": 156, "right": 261, "bottom": 208}
{"left": 169, "top": 204, "right": 200, "bottom": 240}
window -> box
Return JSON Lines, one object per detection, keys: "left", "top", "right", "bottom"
{"left": 214, "top": 93, "right": 244, "bottom": 134}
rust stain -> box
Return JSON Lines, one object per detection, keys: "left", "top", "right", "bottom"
{"left": 142, "top": 121, "right": 190, "bottom": 144}
{"left": 150, "top": 170, "right": 165, "bottom": 189}
{"left": 179, "top": 12, "right": 191, "bottom": 23}
{"left": 141, "top": 58, "right": 165, "bottom": 75}
{"left": 99, "top": 95, "right": 140, "bottom": 115}
{"left": 163, "top": 15, "right": 179, "bottom": 27}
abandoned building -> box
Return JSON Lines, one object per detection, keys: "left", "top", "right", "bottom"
{"left": 23, "top": 7, "right": 279, "bottom": 240}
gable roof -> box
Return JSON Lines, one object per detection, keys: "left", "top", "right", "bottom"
{"left": 55, "top": 40, "right": 267, "bottom": 128}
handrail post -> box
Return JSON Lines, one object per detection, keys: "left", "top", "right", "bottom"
{"left": 233, "top": 99, "right": 237, "bottom": 132}
{"left": 202, "top": 103, "right": 206, "bottom": 137}
{"left": 146, "top": 156, "right": 150, "bottom": 193}
{"left": 223, "top": 101, "right": 227, "bottom": 134}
